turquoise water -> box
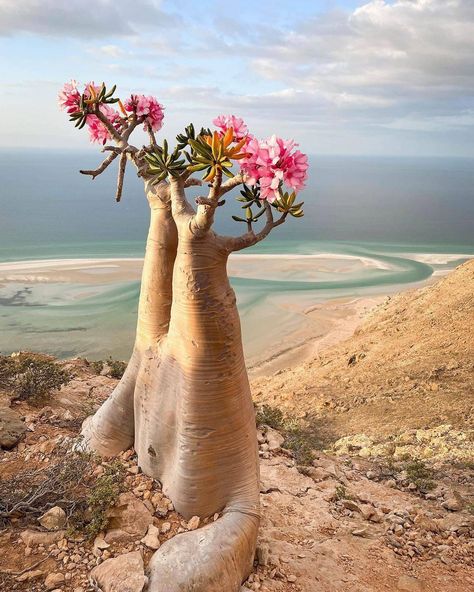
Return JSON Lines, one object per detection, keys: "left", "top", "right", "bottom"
{"left": 0, "top": 151, "right": 473, "bottom": 360}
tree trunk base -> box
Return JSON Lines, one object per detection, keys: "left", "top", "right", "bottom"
{"left": 147, "top": 512, "right": 259, "bottom": 592}
{"left": 81, "top": 349, "right": 260, "bottom": 592}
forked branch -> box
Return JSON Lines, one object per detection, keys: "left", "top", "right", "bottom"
{"left": 80, "top": 151, "right": 119, "bottom": 179}
{"left": 223, "top": 202, "right": 288, "bottom": 252}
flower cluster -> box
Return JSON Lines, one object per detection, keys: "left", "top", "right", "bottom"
{"left": 124, "top": 94, "right": 164, "bottom": 132}
{"left": 59, "top": 82, "right": 166, "bottom": 145}
{"left": 87, "top": 105, "right": 122, "bottom": 145}
{"left": 213, "top": 114, "right": 248, "bottom": 141}
{"left": 240, "top": 134, "right": 308, "bottom": 202}
{"left": 58, "top": 80, "right": 81, "bottom": 114}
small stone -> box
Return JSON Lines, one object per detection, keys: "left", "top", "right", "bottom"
{"left": 351, "top": 527, "right": 370, "bottom": 537}
{"left": 265, "top": 427, "right": 285, "bottom": 451}
{"left": 44, "top": 572, "right": 65, "bottom": 590}
{"left": 342, "top": 500, "right": 361, "bottom": 513}
{"left": 442, "top": 496, "right": 462, "bottom": 512}
{"left": 0, "top": 407, "right": 26, "bottom": 449}
{"left": 287, "top": 575, "right": 297, "bottom": 583}
{"left": 20, "top": 529, "right": 65, "bottom": 547}
{"left": 93, "top": 536, "right": 110, "bottom": 550}
{"left": 256, "top": 544, "right": 269, "bottom": 566}
{"left": 141, "top": 524, "right": 160, "bottom": 549}
{"left": 187, "top": 515, "right": 200, "bottom": 530}
{"left": 89, "top": 551, "right": 147, "bottom": 592}
{"left": 39, "top": 506, "right": 67, "bottom": 531}
{"left": 161, "top": 522, "right": 171, "bottom": 534}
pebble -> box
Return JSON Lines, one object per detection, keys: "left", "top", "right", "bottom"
{"left": 187, "top": 515, "right": 200, "bottom": 530}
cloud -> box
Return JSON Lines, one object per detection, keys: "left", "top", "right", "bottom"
{"left": 247, "top": 0, "right": 474, "bottom": 122}
{"left": 0, "top": 0, "right": 179, "bottom": 38}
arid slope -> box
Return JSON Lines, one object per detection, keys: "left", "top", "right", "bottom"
{"left": 252, "top": 260, "right": 474, "bottom": 443}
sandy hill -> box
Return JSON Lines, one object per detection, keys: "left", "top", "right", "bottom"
{"left": 252, "top": 260, "right": 474, "bottom": 446}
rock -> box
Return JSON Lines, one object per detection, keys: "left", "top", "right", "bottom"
{"left": 360, "top": 504, "right": 375, "bottom": 521}
{"left": 351, "top": 527, "right": 370, "bottom": 537}
{"left": 0, "top": 406, "right": 26, "bottom": 449}
{"left": 16, "top": 569, "right": 43, "bottom": 582}
{"left": 442, "top": 494, "right": 463, "bottom": 512}
{"left": 151, "top": 493, "right": 169, "bottom": 518}
{"left": 141, "top": 524, "right": 160, "bottom": 549}
{"left": 266, "top": 427, "right": 284, "bottom": 451}
{"left": 342, "top": 500, "right": 361, "bottom": 513}
{"left": 287, "top": 574, "right": 297, "bottom": 583}
{"left": 93, "top": 536, "right": 110, "bottom": 550}
{"left": 45, "top": 572, "right": 65, "bottom": 590}
{"left": 187, "top": 515, "right": 200, "bottom": 530}
{"left": 39, "top": 506, "right": 67, "bottom": 530}
{"left": 161, "top": 522, "right": 171, "bottom": 534}
{"left": 256, "top": 544, "right": 269, "bottom": 566}
{"left": 105, "top": 492, "right": 153, "bottom": 541}
{"left": 397, "top": 575, "right": 424, "bottom": 591}
{"left": 20, "top": 529, "right": 65, "bottom": 547}
{"left": 90, "top": 551, "right": 147, "bottom": 592}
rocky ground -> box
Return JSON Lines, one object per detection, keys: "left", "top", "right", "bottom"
{"left": 0, "top": 261, "right": 473, "bottom": 592}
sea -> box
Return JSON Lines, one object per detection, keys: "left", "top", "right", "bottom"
{"left": 0, "top": 150, "right": 473, "bottom": 361}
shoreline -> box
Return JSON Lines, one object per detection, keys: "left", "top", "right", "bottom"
{"left": 247, "top": 295, "right": 386, "bottom": 377}
{"left": 0, "top": 254, "right": 471, "bottom": 372}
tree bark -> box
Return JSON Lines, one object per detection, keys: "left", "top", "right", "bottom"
{"left": 82, "top": 183, "right": 260, "bottom": 591}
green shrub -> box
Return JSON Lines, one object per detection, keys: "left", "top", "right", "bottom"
{"left": 84, "top": 460, "right": 125, "bottom": 538}
{"left": 405, "top": 459, "right": 435, "bottom": 491}
{"left": 0, "top": 353, "right": 72, "bottom": 401}
{"left": 108, "top": 359, "right": 127, "bottom": 379}
{"left": 89, "top": 357, "right": 126, "bottom": 379}
{"left": 256, "top": 404, "right": 324, "bottom": 467}
{"left": 255, "top": 404, "right": 285, "bottom": 430}
{"left": 90, "top": 360, "right": 104, "bottom": 375}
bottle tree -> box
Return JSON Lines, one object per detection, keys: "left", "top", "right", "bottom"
{"left": 59, "top": 81, "right": 308, "bottom": 592}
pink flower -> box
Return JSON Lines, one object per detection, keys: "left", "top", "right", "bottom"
{"left": 240, "top": 135, "right": 308, "bottom": 202}
{"left": 124, "top": 94, "right": 164, "bottom": 132}
{"left": 86, "top": 105, "right": 121, "bottom": 145}
{"left": 213, "top": 114, "right": 248, "bottom": 141}
{"left": 58, "top": 80, "right": 81, "bottom": 114}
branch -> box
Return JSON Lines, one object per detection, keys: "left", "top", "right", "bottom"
{"left": 218, "top": 172, "right": 245, "bottom": 196}
{"left": 145, "top": 122, "right": 157, "bottom": 147}
{"left": 122, "top": 113, "right": 145, "bottom": 143}
{"left": 80, "top": 151, "right": 119, "bottom": 179}
{"left": 185, "top": 177, "right": 203, "bottom": 188}
{"left": 92, "top": 106, "right": 123, "bottom": 143}
{"left": 190, "top": 170, "right": 222, "bottom": 237}
{"left": 115, "top": 151, "right": 127, "bottom": 202}
{"left": 223, "top": 203, "right": 288, "bottom": 252}
{"left": 169, "top": 176, "right": 195, "bottom": 222}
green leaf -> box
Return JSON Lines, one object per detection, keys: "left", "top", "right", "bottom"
{"left": 221, "top": 167, "right": 234, "bottom": 178}
{"left": 187, "top": 163, "right": 208, "bottom": 172}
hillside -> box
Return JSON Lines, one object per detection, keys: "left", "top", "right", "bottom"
{"left": 0, "top": 262, "right": 473, "bottom": 592}
{"left": 252, "top": 260, "right": 474, "bottom": 453}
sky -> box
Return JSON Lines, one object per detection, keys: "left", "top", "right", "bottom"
{"left": 0, "top": 0, "right": 473, "bottom": 156}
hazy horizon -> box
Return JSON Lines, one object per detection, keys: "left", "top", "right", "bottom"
{"left": 1, "top": 1, "right": 473, "bottom": 157}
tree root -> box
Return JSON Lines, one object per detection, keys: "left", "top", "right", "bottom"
{"left": 147, "top": 511, "right": 259, "bottom": 592}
